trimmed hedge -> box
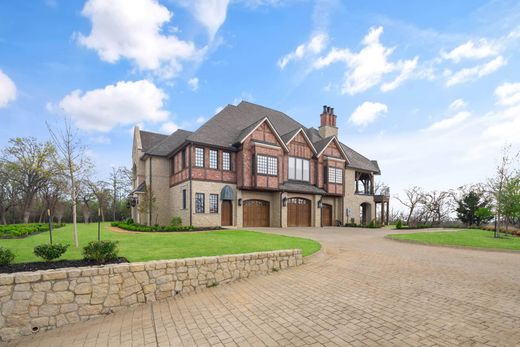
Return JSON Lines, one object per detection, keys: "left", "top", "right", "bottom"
{"left": 0, "top": 223, "right": 66, "bottom": 238}
{"left": 111, "top": 222, "right": 195, "bottom": 232}
{"left": 83, "top": 240, "right": 119, "bottom": 263}
{"left": 33, "top": 243, "right": 69, "bottom": 262}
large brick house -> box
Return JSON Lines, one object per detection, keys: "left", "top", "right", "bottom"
{"left": 130, "top": 101, "right": 389, "bottom": 227}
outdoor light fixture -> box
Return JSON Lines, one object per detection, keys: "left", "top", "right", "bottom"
{"left": 282, "top": 197, "right": 287, "bottom": 207}
{"left": 318, "top": 200, "right": 323, "bottom": 209}
{"left": 238, "top": 198, "right": 242, "bottom": 206}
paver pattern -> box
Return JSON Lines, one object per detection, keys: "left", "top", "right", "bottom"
{"left": 6, "top": 227, "right": 520, "bottom": 347}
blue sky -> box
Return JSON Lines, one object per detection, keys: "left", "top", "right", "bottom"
{"left": 1, "top": 0, "right": 519, "bottom": 203}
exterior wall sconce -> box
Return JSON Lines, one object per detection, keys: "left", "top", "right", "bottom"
{"left": 318, "top": 200, "right": 323, "bottom": 209}
{"left": 238, "top": 198, "right": 242, "bottom": 206}
{"left": 282, "top": 197, "right": 287, "bottom": 207}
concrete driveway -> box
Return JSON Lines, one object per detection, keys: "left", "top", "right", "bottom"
{"left": 8, "top": 227, "right": 520, "bottom": 346}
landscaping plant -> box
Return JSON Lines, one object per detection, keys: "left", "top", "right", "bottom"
{"left": 0, "top": 246, "right": 15, "bottom": 265}
{"left": 33, "top": 243, "right": 69, "bottom": 262}
{"left": 83, "top": 240, "right": 119, "bottom": 263}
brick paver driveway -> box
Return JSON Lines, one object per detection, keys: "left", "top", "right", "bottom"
{"left": 8, "top": 227, "right": 520, "bottom": 346}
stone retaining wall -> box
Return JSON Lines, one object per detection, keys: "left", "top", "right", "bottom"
{"left": 0, "top": 249, "right": 303, "bottom": 341}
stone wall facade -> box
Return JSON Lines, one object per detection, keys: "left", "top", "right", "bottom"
{"left": 0, "top": 249, "right": 303, "bottom": 342}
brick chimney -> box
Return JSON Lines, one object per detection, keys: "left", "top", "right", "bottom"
{"left": 319, "top": 105, "right": 338, "bottom": 138}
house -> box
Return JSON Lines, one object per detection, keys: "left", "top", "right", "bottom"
{"left": 130, "top": 101, "right": 389, "bottom": 228}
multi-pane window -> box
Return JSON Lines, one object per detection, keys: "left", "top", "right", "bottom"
{"left": 288, "top": 157, "right": 310, "bottom": 181}
{"left": 209, "top": 149, "right": 218, "bottom": 169}
{"left": 182, "top": 189, "right": 187, "bottom": 209}
{"left": 209, "top": 194, "right": 218, "bottom": 213}
{"left": 328, "top": 167, "right": 343, "bottom": 184}
{"left": 223, "top": 152, "right": 231, "bottom": 171}
{"left": 195, "top": 193, "right": 205, "bottom": 213}
{"left": 195, "top": 147, "right": 204, "bottom": 167}
{"left": 256, "top": 155, "right": 278, "bottom": 176}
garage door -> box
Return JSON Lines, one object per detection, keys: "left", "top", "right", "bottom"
{"left": 322, "top": 204, "right": 333, "bottom": 226}
{"left": 243, "top": 200, "right": 270, "bottom": 227}
{"left": 287, "top": 198, "right": 311, "bottom": 227}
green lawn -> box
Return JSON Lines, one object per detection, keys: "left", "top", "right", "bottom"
{"left": 0, "top": 223, "right": 321, "bottom": 264}
{"left": 388, "top": 229, "right": 520, "bottom": 251}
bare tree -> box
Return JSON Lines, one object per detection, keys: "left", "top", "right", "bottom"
{"left": 422, "top": 191, "right": 452, "bottom": 226}
{"left": 0, "top": 163, "right": 19, "bottom": 224}
{"left": 108, "top": 166, "right": 132, "bottom": 221}
{"left": 0, "top": 137, "right": 58, "bottom": 223}
{"left": 87, "top": 180, "right": 110, "bottom": 222}
{"left": 48, "top": 118, "right": 92, "bottom": 247}
{"left": 395, "top": 186, "right": 425, "bottom": 226}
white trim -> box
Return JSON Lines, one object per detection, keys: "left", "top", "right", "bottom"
{"left": 284, "top": 128, "right": 317, "bottom": 154}
{"left": 325, "top": 156, "right": 346, "bottom": 162}
{"left": 317, "top": 136, "right": 349, "bottom": 163}
{"left": 252, "top": 141, "right": 282, "bottom": 150}
{"left": 239, "top": 117, "right": 289, "bottom": 152}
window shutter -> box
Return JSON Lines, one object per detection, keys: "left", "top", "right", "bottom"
{"left": 252, "top": 153, "right": 256, "bottom": 175}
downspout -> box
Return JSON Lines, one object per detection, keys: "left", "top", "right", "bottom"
{"left": 149, "top": 157, "right": 153, "bottom": 226}
{"left": 189, "top": 144, "right": 193, "bottom": 227}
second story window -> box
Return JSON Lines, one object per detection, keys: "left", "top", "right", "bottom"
{"left": 257, "top": 155, "right": 278, "bottom": 176}
{"left": 181, "top": 148, "right": 186, "bottom": 168}
{"left": 195, "top": 147, "right": 204, "bottom": 167}
{"left": 327, "top": 167, "right": 343, "bottom": 184}
{"left": 223, "top": 152, "right": 231, "bottom": 171}
{"left": 209, "top": 149, "right": 218, "bottom": 169}
{"left": 288, "top": 157, "right": 310, "bottom": 181}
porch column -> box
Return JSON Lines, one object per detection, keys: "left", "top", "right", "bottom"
{"left": 380, "top": 202, "right": 385, "bottom": 225}
{"left": 386, "top": 201, "right": 390, "bottom": 225}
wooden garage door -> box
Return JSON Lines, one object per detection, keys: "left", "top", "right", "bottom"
{"left": 287, "top": 198, "right": 311, "bottom": 227}
{"left": 243, "top": 200, "right": 270, "bottom": 227}
{"left": 322, "top": 204, "right": 332, "bottom": 226}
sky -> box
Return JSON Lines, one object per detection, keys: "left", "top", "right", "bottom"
{"left": 0, "top": 0, "right": 519, "bottom": 207}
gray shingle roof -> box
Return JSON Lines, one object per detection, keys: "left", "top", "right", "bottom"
{"left": 146, "top": 129, "right": 193, "bottom": 156}
{"left": 139, "top": 131, "right": 167, "bottom": 152}
{"left": 280, "top": 182, "right": 327, "bottom": 195}
{"left": 137, "top": 101, "right": 380, "bottom": 173}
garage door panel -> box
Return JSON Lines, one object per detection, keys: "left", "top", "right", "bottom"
{"left": 243, "top": 200, "right": 269, "bottom": 227}
{"left": 287, "top": 198, "right": 311, "bottom": 227}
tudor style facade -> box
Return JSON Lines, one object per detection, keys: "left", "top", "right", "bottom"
{"left": 130, "top": 102, "right": 389, "bottom": 228}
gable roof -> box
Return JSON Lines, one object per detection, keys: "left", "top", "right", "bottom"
{"left": 236, "top": 117, "right": 289, "bottom": 151}
{"left": 282, "top": 128, "right": 317, "bottom": 154}
{"left": 136, "top": 101, "right": 380, "bottom": 173}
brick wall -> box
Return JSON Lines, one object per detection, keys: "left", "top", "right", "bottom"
{"left": 0, "top": 250, "right": 303, "bottom": 342}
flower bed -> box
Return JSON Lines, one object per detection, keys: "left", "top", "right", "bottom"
{"left": 0, "top": 223, "right": 65, "bottom": 238}
{"left": 0, "top": 257, "right": 128, "bottom": 274}
{"left": 111, "top": 222, "right": 202, "bottom": 232}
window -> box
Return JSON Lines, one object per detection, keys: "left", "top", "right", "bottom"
{"left": 223, "top": 152, "right": 231, "bottom": 171}
{"left": 181, "top": 148, "right": 186, "bottom": 169}
{"left": 256, "top": 155, "right": 278, "bottom": 176}
{"left": 182, "top": 189, "right": 187, "bottom": 209}
{"left": 328, "top": 167, "right": 343, "bottom": 184}
{"left": 209, "top": 194, "right": 218, "bottom": 213}
{"left": 195, "top": 193, "right": 205, "bottom": 213}
{"left": 288, "top": 157, "right": 310, "bottom": 181}
{"left": 195, "top": 147, "right": 204, "bottom": 167}
{"left": 209, "top": 149, "right": 218, "bottom": 169}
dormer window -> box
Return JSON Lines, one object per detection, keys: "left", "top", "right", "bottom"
{"left": 327, "top": 167, "right": 343, "bottom": 184}
{"left": 209, "top": 149, "right": 218, "bottom": 169}
{"left": 195, "top": 147, "right": 204, "bottom": 167}
{"left": 257, "top": 155, "right": 278, "bottom": 176}
{"left": 288, "top": 157, "right": 310, "bottom": 182}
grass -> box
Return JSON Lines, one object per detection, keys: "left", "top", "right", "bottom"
{"left": 0, "top": 222, "right": 321, "bottom": 264}
{"left": 388, "top": 229, "right": 520, "bottom": 251}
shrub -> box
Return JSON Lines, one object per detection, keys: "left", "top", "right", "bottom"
{"left": 114, "top": 222, "right": 194, "bottom": 232}
{"left": 33, "top": 244, "right": 68, "bottom": 262}
{"left": 367, "top": 220, "right": 381, "bottom": 228}
{"left": 83, "top": 240, "right": 119, "bottom": 263}
{"left": 126, "top": 218, "right": 134, "bottom": 225}
{"left": 0, "top": 247, "right": 15, "bottom": 266}
{"left": 170, "top": 217, "right": 182, "bottom": 226}
{"left": 0, "top": 223, "right": 66, "bottom": 238}
{"left": 395, "top": 219, "right": 403, "bottom": 229}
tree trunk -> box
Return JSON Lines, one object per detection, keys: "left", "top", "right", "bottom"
{"left": 71, "top": 177, "right": 79, "bottom": 247}
{"left": 0, "top": 212, "right": 6, "bottom": 225}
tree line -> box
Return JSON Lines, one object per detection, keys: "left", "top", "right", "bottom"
{"left": 0, "top": 119, "right": 132, "bottom": 229}
{"left": 393, "top": 146, "right": 520, "bottom": 232}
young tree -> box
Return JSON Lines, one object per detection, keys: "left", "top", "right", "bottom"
{"left": 0, "top": 137, "right": 58, "bottom": 223}
{"left": 108, "top": 166, "right": 132, "bottom": 221}
{"left": 395, "top": 186, "right": 425, "bottom": 226}
{"left": 138, "top": 185, "right": 156, "bottom": 226}
{"left": 87, "top": 180, "right": 110, "bottom": 222}
{"left": 48, "top": 118, "right": 92, "bottom": 247}
{"left": 500, "top": 177, "right": 520, "bottom": 231}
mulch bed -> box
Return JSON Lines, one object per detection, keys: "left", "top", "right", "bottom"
{"left": 110, "top": 226, "right": 224, "bottom": 234}
{"left": 0, "top": 257, "right": 128, "bottom": 274}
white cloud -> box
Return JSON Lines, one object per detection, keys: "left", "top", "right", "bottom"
{"left": 178, "top": 0, "right": 230, "bottom": 39}
{"left": 0, "top": 69, "right": 16, "bottom": 108}
{"left": 349, "top": 102, "right": 388, "bottom": 127}
{"left": 441, "top": 39, "right": 499, "bottom": 62}
{"left": 313, "top": 27, "right": 418, "bottom": 95}
{"left": 427, "top": 111, "right": 471, "bottom": 131}
{"left": 215, "top": 105, "right": 225, "bottom": 114}
{"left": 89, "top": 135, "right": 111, "bottom": 144}
{"left": 76, "top": 0, "right": 201, "bottom": 79}
{"left": 159, "top": 121, "right": 179, "bottom": 133}
{"left": 495, "top": 82, "right": 520, "bottom": 106}
{"left": 449, "top": 99, "right": 467, "bottom": 111}
{"left": 188, "top": 77, "right": 199, "bottom": 91}
{"left": 196, "top": 116, "right": 206, "bottom": 124}
{"left": 278, "top": 33, "right": 328, "bottom": 69}
{"left": 446, "top": 56, "right": 506, "bottom": 87}
{"left": 54, "top": 80, "right": 169, "bottom": 132}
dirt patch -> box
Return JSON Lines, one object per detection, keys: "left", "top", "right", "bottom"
{"left": 0, "top": 257, "right": 128, "bottom": 274}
